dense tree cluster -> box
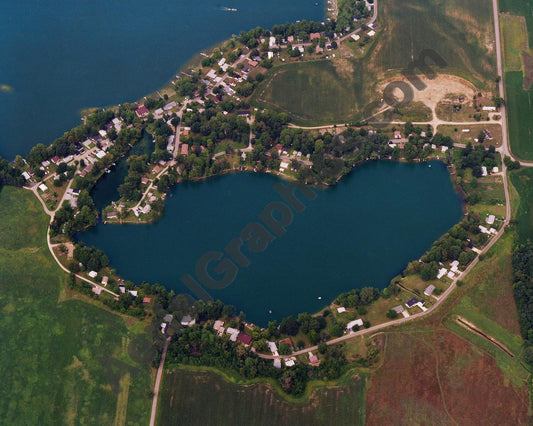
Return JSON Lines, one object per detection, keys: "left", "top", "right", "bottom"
{"left": 118, "top": 155, "right": 149, "bottom": 202}
{"left": 336, "top": 0, "right": 371, "bottom": 32}
{"left": 72, "top": 243, "right": 109, "bottom": 272}
{"left": 453, "top": 143, "right": 498, "bottom": 178}
{"left": 50, "top": 195, "right": 98, "bottom": 237}
{"left": 513, "top": 241, "right": 533, "bottom": 345}
{"left": 334, "top": 286, "right": 381, "bottom": 309}
{"left": 0, "top": 156, "right": 24, "bottom": 189}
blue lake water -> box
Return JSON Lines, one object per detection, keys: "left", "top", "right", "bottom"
{"left": 80, "top": 161, "right": 463, "bottom": 325}
{"left": 0, "top": 0, "right": 325, "bottom": 160}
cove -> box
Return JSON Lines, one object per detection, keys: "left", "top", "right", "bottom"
{"left": 0, "top": 0, "right": 324, "bottom": 160}
{"left": 79, "top": 161, "right": 463, "bottom": 325}
{"left": 91, "top": 131, "right": 154, "bottom": 212}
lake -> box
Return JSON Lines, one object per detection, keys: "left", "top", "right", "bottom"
{"left": 79, "top": 161, "right": 463, "bottom": 325}
{"left": 0, "top": 0, "right": 325, "bottom": 160}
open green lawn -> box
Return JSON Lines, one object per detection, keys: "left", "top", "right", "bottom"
{"left": 505, "top": 71, "right": 533, "bottom": 160}
{"left": 510, "top": 167, "right": 533, "bottom": 241}
{"left": 0, "top": 187, "right": 152, "bottom": 425}
{"left": 158, "top": 368, "right": 366, "bottom": 426}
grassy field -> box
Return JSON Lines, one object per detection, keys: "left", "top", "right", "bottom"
{"left": 500, "top": 0, "right": 533, "bottom": 47}
{"left": 253, "top": 0, "right": 496, "bottom": 125}
{"left": 510, "top": 167, "right": 533, "bottom": 241}
{"left": 0, "top": 187, "right": 152, "bottom": 425}
{"left": 501, "top": 13, "right": 529, "bottom": 71}
{"left": 437, "top": 124, "right": 503, "bottom": 148}
{"left": 252, "top": 60, "right": 365, "bottom": 125}
{"left": 158, "top": 368, "right": 366, "bottom": 426}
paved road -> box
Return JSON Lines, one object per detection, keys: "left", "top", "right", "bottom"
{"left": 150, "top": 336, "right": 171, "bottom": 426}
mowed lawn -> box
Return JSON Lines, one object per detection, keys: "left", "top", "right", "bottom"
{"left": 253, "top": 60, "right": 365, "bottom": 125}
{"left": 158, "top": 368, "right": 366, "bottom": 426}
{"left": 0, "top": 187, "right": 152, "bottom": 425}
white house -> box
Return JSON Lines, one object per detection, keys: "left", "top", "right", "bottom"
{"left": 346, "top": 319, "right": 363, "bottom": 330}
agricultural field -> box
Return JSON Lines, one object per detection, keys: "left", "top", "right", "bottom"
{"left": 254, "top": 0, "right": 496, "bottom": 125}
{"left": 158, "top": 368, "right": 366, "bottom": 426}
{"left": 510, "top": 167, "right": 533, "bottom": 241}
{"left": 252, "top": 60, "right": 365, "bottom": 125}
{"left": 0, "top": 187, "right": 153, "bottom": 425}
{"left": 372, "top": 0, "right": 495, "bottom": 88}
{"left": 505, "top": 71, "right": 533, "bottom": 160}
{"left": 366, "top": 325, "right": 530, "bottom": 425}
{"left": 499, "top": 0, "right": 533, "bottom": 160}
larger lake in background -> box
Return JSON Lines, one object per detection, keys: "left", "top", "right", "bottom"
{"left": 80, "top": 161, "right": 463, "bottom": 325}
{"left": 0, "top": 0, "right": 325, "bottom": 160}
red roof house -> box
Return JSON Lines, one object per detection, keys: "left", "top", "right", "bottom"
{"left": 136, "top": 105, "right": 150, "bottom": 118}
{"left": 237, "top": 333, "right": 252, "bottom": 346}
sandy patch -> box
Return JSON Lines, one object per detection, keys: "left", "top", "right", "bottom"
{"left": 376, "top": 74, "right": 478, "bottom": 111}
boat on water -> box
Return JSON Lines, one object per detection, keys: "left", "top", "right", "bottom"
{"left": 220, "top": 7, "right": 237, "bottom": 12}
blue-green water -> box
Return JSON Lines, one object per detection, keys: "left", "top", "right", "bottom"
{"left": 80, "top": 161, "right": 463, "bottom": 325}
{"left": 0, "top": 0, "right": 325, "bottom": 160}
{"left": 91, "top": 131, "right": 154, "bottom": 212}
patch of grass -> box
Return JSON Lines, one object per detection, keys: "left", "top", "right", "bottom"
{"left": 437, "top": 124, "right": 503, "bottom": 148}
{"left": 158, "top": 368, "right": 366, "bottom": 426}
{"left": 457, "top": 232, "right": 521, "bottom": 336}
{"left": 500, "top": 0, "right": 533, "bottom": 47}
{"left": 442, "top": 232, "right": 527, "bottom": 386}
{"left": 0, "top": 187, "right": 152, "bottom": 425}
{"left": 501, "top": 13, "right": 529, "bottom": 72}
{"left": 510, "top": 167, "right": 533, "bottom": 241}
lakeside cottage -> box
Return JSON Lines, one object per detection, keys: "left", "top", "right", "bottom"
{"left": 346, "top": 319, "right": 363, "bottom": 330}
{"left": 181, "top": 315, "right": 196, "bottom": 327}
{"left": 136, "top": 105, "right": 149, "bottom": 118}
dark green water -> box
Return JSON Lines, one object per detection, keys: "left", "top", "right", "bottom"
{"left": 0, "top": 0, "right": 324, "bottom": 160}
{"left": 91, "top": 131, "right": 154, "bottom": 212}
{"left": 80, "top": 161, "right": 463, "bottom": 325}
